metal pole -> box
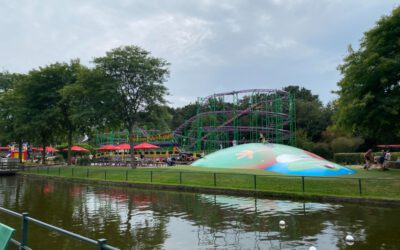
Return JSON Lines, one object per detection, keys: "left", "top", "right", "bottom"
{"left": 58, "top": 167, "right": 61, "bottom": 176}
{"left": 47, "top": 167, "right": 49, "bottom": 175}
{"left": 87, "top": 168, "right": 89, "bottom": 178}
{"left": 179, "top": 172, "right": 182, "bottom": 184}
{"left": 21, "top": 212, "right": 29, "bottom": 248}
{"left": 150, "top": 171, "right": 153, "bottom": 183}
{"left": 254, "top": 175, "right": 257, "bottom": 190}
{"left": 302, "top": 176, "right": 305, "bottom": 192}
{"left": 358, "top": 178, "right": 362, "bottom": 196}
{"left": 104, "top": 170, "right": 107, "bottom": 180}
{"left": 97, "top": 238, "right": 107, "bottom": 250}
{"left": 72, "top": 168, "right": 74, "bottom": 177}
{"left": 125, "top": 170, "right": 128, "bottom": 181}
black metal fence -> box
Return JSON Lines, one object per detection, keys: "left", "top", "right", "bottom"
{"left": 23, "top": 166, "right": 400, "bottom": 199}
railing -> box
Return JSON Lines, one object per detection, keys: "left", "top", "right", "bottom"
{"left": 0, "top": 162, "right": 20, "bottom": 171}
{"left": 0, "top": 207, "right": 119, "bottom": 250}
{"left": 23, "top": 166, "right": 400, "bottom": 199}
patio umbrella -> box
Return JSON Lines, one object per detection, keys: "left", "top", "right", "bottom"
{"left": 63, "top": 146, "right": 89, "bottom": 152}
{"left": 97, "top": 144, "right": 118, "bottom": 151}
{"left": 115, "top": 143, "right": 131, "bottom": 150}
{"left": 34, "top": 146, "right": 59, "bottom": 152}
{"left": 134, "top": 142, "right": 160, "bottom": 150}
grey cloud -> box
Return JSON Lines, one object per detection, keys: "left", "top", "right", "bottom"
{"left": 0, "top": 0, "right": 398, "bottom": 107}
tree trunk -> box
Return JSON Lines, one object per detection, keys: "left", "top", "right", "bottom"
{"left": 18, "top": 140, "right": 23, "bottom": 164}
{"left": 41, "top": 141, "right": 46, "bottom": 165}
{"left": 67, "top": 129, "right": 73, "bottom": 165}
{"left": 128, "top": 126, "right": 136, "bottom": 169}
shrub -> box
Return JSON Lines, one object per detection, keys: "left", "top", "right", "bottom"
{"left": 330, "top": 137, "right": 364, "bottom": 153}
{"left": 77, "top": 158, "right": 91, "bottom": 166}
{"left": 334, "top": 152, "right": 400, "bottom": 164}
{"left": 333, "top": 153, "right": 364, "bottom": 164}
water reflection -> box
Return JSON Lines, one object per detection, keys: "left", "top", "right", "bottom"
{"left": 0, "top": 176, "right": 399, "bottom": 249}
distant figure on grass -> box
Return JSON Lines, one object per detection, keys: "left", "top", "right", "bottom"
{"left": 383, "top": 149, "right": 391, "bottom": 170}
{"left": 363, "top": 149, "right": 373, "bottom": 170}
{"left": 378, "top": 149, "right": 390, "bottom": 171}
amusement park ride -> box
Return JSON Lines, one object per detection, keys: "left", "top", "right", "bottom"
{"left": 95, "top": 89, "right": 297, "bottom": 157}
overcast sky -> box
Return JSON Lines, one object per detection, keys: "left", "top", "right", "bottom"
{"left": 0, "top": 0, "right": 398, "bottom": 106}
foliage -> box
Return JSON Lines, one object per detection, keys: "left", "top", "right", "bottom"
{"left": 284, "top": 85, "right": 334, "bottom": 142}
{"left": 330, "top": 136, "right": 364, "bottom": 153}
{"left": 93, "top": 45, "right": 170, "bottom": 167}
{"left": 335, "top": 7, "right": 400, "bottom": 144}
{"left": 93, "top": 45, "right": 170, "bottom": 132}
{"left": 333, "top": 153, "right": 365, "bottom": 164}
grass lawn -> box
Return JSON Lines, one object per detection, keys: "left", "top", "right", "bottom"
{"left": 24, "top": 165, "right": 400, "bottom": 200}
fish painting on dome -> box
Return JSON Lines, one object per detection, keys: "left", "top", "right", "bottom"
{"left": 192, "top": 143, "right": 355, "bottom": 176}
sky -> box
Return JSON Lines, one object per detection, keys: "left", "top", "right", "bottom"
{"left": 0, "top": 0, "right": 398, "bottom": 107}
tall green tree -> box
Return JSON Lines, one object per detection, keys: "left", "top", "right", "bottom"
{"left": 0, "top": 73, "right": 28, "bottom": 162}
{"left": 283, "top": 85, "right": 333, "bottom": 142}
{"left": 94, "top": 45, "right": 170, "bottom": 167}
{"left": 335, "top": 7, "right": 400, "bottom": 144}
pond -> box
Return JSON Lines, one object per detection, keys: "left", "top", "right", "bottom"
{"left": 0, "top": 176, "right": 399, "bottom": 249}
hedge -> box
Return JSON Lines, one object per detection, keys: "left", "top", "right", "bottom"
{"left": 334, "top": 152, "right": 400, "bottom": 165}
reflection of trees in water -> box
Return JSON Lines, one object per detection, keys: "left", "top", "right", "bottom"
{"left": 1, "top": 176, "right": 400, "bottom": 249}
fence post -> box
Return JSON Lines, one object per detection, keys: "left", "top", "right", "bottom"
{"left": 104, "top": 170, "right": 107, "bottom": 180}
{"left": 150, "top": 171, "right": 153, "bottom": 183}
{"left": 358, "top": 178, "right": 362, "bottom": 196}
{"left": 179, "top": 172, "right": 182, "bottom": 184}
{"left": 254, "top": 175, "right": 257, "bottom": 190}
{"left": 213, "top": 173, "right": 217, "bottom": 187}
{"left": 97, "top": 238, "right": 107, "bottom": 250}
{"left": 125, "top": 170, "right": 128, "bottom": 181}
{"left": 87, "top": 168, "right": 89, "bottom": 178}
{"left": 21, "top": 212, "right": 29, "bottom": 249}
{"left": 302, "top": 176, "right": 305, "bottom": 192}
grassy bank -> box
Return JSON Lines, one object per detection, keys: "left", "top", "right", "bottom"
{"left": 22, "top": 165, "right": 400, "bottom": 201}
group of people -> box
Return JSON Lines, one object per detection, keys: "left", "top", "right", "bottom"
{"left": 363, "top": 148, "right": 391, "bottom": 171}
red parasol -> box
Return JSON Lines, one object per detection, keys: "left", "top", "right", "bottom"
{"left": 115, "top": 143, "right": 131, "bottom": 150}
{"left": 63, "top": 146, "right": 89, "bottom": 152}
{"left": 97, "top": 144, "right": 118, "bottom": 151}
{"left": 34, "top": 146, "right": 59, "bottom": 152}
{"left": 134, "top": 142, "right": 160, "bottom": 150}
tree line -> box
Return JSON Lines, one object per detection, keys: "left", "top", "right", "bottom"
{"left": 1, "top": 6, "right": 399, "bottom": 163}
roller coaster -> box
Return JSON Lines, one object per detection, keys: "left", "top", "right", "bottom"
{"left": 95, "top": 89, "right": 296, "bottom": 152}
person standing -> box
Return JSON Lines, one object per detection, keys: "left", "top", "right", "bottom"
{"left": 378, "top": 149, "right": 387, "bottom": 170}
{"left": 363, "top": 149, "right": 373, "bottom": 170}
{"left": 383, "top": 149, "right": 391, "bottom": 171}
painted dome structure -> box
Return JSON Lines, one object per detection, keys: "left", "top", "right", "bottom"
{"left": 192, "top": 143, "right": 355, "bottom": 176}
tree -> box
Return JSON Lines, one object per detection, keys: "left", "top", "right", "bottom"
{"left": 0, "top": 74, "right": 28, "bottom": 162}
{"left": 283, "top": 85, "right": 333, "bottom": 142}
{"left": 94, "top": 45, "right": 170, "bottom": 167}
{"left": 335, "top": 7, "right": 400, "bottom": 144}
{"left": 16, "top": 63, "right": 77, "bottom": 163}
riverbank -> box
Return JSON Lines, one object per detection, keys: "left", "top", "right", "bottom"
{"left": 19, "top": 165, "right": 400, "bottom": 205}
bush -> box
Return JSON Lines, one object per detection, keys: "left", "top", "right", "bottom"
{"left": 309, "top": 142, "right": 332, "bottom": 160}
{"left": 330, "top": 137, "right": 364, "bottom": 153}
{"left": 333, "top": 153, "right": 364, "bottom": 164}
{"left": 77, "top": 158, "right": 91, "bottom": 166}
{"left": 334, "top": 152, "right": 400, "bottom": 164}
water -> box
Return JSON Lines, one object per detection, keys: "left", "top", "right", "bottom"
{"left": 0, "top": 175, "right": 399, "bottom": 249}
